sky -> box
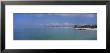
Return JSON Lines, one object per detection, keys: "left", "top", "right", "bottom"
{"left": 14, "top": 13, "right": 97, "bottom": 28}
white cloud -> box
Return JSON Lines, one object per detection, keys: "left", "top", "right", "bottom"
{"left": 53, "top": 13, "right": 96, "bottom": 18}
{"left": 54, "top": 13, "right": 80, "bottom": 16}
{"left": 86, "top": 14, "right": 96, "bottom": 18}
{"left": 33, "top": 13, "right": 96, "bottom": 18}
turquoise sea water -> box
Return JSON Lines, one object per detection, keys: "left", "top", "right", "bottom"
{"left": 14, "top": 27, "right": 97, "bottom": 40}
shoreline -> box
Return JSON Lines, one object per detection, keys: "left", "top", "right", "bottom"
{"left": 75, "top": 28, "right": 97, "bottom": 30}
{"left": 48, "top": 27, "right": 97, "bottom": 31}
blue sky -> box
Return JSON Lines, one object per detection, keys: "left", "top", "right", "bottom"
{"left": 14, "top": 13, "right": 97, "bottom": 28}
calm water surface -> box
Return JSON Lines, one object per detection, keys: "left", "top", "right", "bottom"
{"left": 14, "top": 27, "right": 97, "bottom": 40}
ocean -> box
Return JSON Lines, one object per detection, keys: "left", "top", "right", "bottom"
{"left": 14, "top": 27, "right": 97, "bottom": 40}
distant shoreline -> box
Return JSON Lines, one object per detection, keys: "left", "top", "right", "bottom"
{"left": 47, "top": 27, "right": 97, "bottom": 31}
{"left": 46, "top": 24, "right": 97, "bottom": 30}
{"left": 74, "top": 28, "right": 97, "bottom": 30}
